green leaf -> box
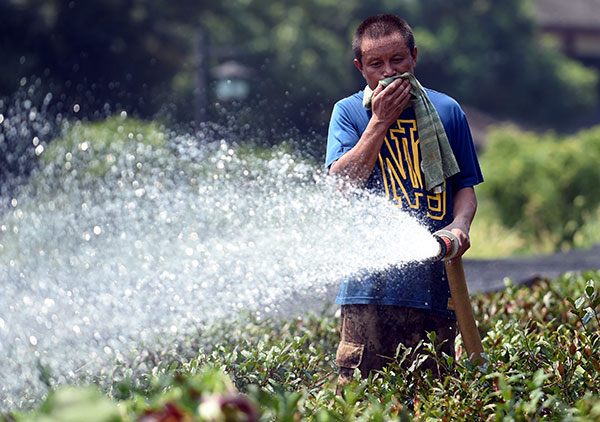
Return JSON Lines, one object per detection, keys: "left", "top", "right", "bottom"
{"left": 586, "top": 279, "right": 596, "bottom": 299}
{"left": 35, "top": 386, "right": 119, "bottom": 422}
{"left": 582, "top": 308, "right": 596, "bottom": 325}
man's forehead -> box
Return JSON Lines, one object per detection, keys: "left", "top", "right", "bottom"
{"left": 360, "top": 33, "right": 408, "bottom": 56}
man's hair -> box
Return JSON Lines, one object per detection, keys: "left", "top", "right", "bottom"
{"left": 352, "top": 14, "right": 415, "bottom": 65}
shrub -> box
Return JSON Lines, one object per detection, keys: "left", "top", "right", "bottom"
{"left": 38, "top": 114, "right": 170, "bottom": 184}
{"left": 479, "top": 125, "right": 600, "bottom": 250}
{"left": 4, "top": 271, "right": 600, "bottom": 421}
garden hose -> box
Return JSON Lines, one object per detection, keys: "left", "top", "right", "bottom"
{"left": 433, "top": 230, "right": 484, "bottom": 365}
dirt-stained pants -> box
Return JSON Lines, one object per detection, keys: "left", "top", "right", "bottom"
{"left": 335, "top": 304, "right": 456, "bottom": 389}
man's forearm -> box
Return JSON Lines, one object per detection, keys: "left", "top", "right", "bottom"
{"left": 452, "top": 187, "right": 477, "bottom": 232}
{"left": 329, "top": 118, "right": 390, "bottom": 185}
{"left": 330, "top": 79, "right": 413, "bottom": 184}
{"left": 444, "top": 186, "right": 477, "bottom": 259}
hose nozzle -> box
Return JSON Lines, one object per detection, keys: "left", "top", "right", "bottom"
{"left": 432, "top": 230, "right": 459, "bottom": 261}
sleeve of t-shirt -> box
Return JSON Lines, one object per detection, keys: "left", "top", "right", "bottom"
{"left": 325, "top": 101, "right": 360, "bottom": 169}
{"left": 445, "top": 106, "right": 484, "bottom": 192}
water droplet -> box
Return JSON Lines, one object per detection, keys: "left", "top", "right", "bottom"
{"left": 1, "top": 116, "right": 444, "bottom": 411}
{"left": 29, "top": 336, "right": 37, "bottom": 346}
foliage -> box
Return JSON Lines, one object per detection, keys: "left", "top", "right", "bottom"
{"left": 468, "top": 197, "right": 530, "bottom": 258}
{"left": 412, "top": 0, "right": 598, "bottom": 125}
{"left": 479, "top": 124, "right": 600, "bottom": 250}
{"left": 4, "top": 271, "right": 600, "bottom": 421}
{"left": 34, "top": 115, "right": 314, "bottom": 191}
{"left": 15, "top": 387, "right": 121, "bottom": 422}
{"left": 1, "top": 0, "right": 597, "bottom": 132}
{"left": 39, "top": 114, "right": 169, "bottom": 180}
{"left": 0, "top": 0, "right": 197, "bottom": 118}
{"left": 196, "top": 0, "right": 599, "bottom": 130}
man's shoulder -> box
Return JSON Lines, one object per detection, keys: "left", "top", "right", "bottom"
{"left": 425, "top": 88, "right": 466, "bottom": 125}
{"left": 331, "top": 91, "right": 370, "bottom": 129}
{"left": 425, "top": 88, "right": 462, "bottom": 112}
{"left": 335, "top": 90, "right": 365, "bottom": 110}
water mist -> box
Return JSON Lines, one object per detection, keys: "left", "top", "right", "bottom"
{"left": 0, "top": 112, "right": 439, "bottom": 410}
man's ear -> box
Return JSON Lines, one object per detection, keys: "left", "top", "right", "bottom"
{"left": 353, "top": 58, "right": 363, "bottom": 74}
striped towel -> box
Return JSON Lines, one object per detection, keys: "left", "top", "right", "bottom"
{"left": 363, "top": 73, "right": 460, "bottom": 193}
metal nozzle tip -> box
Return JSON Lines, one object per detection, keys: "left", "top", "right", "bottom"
{"left": 432, "top": 230, "right": 460, "bottom": 261}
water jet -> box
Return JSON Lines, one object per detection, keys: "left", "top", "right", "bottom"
{"left": 0, "top": 113, "right": 447, "bottom": 411}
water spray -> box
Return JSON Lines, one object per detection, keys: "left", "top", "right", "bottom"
{"left": 0, "top": 117, "right": 441, "bottom": 410}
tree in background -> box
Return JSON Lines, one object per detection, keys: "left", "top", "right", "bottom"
{"left": 480, "top": 125, "right": 600, "bottom": 250}
{"left": 412, "top": 0, "right": 598, "bottom": 126}
{"left": 0, "top": 0, "right": 200, "bottom": 118}
{"left": 0, "top": 0, "right": 598, "bottom": 136}
{"left": 0, "top": 0, "right": 200, "bottom": 192}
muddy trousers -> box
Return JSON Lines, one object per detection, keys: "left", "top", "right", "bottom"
{"left": 335, "top": 305, "right": 457, "bottom": 389}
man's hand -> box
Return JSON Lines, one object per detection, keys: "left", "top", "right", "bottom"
{"left": 443, "top": 187, "right": 478, "bottom": 264}
{"left": 329, "top": 78, "right": 412, "bottom": 185}
{"left": 442, "top": 223, "right": 471, "bottom": 264}
{"left": 370, "top": 78, "right": 412, "bottom": 126}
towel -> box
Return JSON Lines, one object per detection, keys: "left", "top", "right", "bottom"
{"left": 363, "top": 73, "right": 460, "bottom": 193}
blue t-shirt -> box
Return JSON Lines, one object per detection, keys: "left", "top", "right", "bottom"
{"left": 326, "top": 88, "right": 483, "bottom": 318}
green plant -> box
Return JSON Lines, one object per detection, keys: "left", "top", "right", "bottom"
{"left": 39, "top": 114, "right": 169, "bottom": 181}
{"left": 4, "top": 272, "right": 600, "bottom": 421}
{"left": 479, "top": 125, "right": 600, "bottom": 251}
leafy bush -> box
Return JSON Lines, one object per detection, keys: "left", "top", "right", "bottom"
{"left": 413, "top": 0, "right": 598, "bottom": 126}
{"left": 479, "top": 125, "right": 600, "bottom": 251}
{"left": 4, "top": 271, "right": 600, "bottom": 421}
{"left": 38, "top": 114, "right": 170, "bottom": 182}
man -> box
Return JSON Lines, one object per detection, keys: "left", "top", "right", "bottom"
{"left": 325, "top": 14, "right": 483, "bottom": 387}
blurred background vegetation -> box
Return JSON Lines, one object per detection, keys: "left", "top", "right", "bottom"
{"left": 1, "top": 0, "right": 600, "bottom": 256}
{"left": 2, "top": 0, "right": 599, "bottom": 130}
